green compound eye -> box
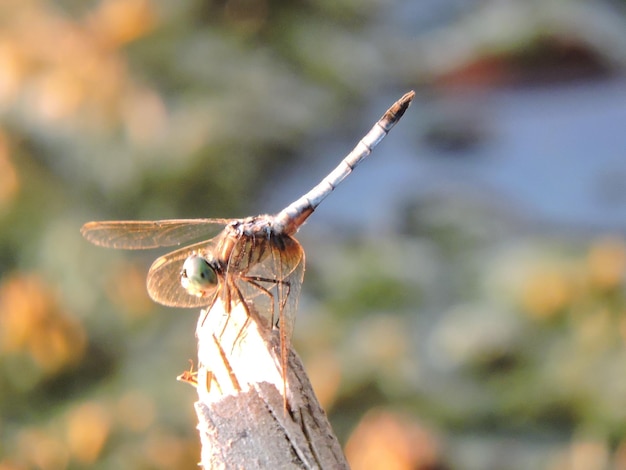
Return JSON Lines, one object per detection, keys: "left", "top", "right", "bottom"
{"left": 181, "top": 255, "right": 218, "bottom": 297}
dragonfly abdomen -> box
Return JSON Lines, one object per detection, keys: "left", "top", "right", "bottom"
{"left": 273, "top": 91, "right": 415, "bottom": 236}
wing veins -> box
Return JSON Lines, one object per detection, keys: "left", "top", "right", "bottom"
{"left": 80, "top": 218, "right": 233, "bottom": 249}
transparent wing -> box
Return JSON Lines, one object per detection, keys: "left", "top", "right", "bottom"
{"left": 234, "top": 233, "right": 305, "bottom": 381}
{"left": 270, "top": 235, "right": 305, "bottom": 372}
{"left": 80, "top": 218, "right": 233, "bottom": 249}
{"left": 146, "top": 234, "right": 226, "bottom": 308}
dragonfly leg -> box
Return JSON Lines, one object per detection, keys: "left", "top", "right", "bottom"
{"left": 198, "top": 291, "right": 220, "bottom": 328}
{"left": 210, "top": 327, "right": 242, "bottom": 392}
{"left": 226, "top": 281, "right": 253, "bottom": 355}
{"left": 216, "top": 280, "right": 235, "bottom": 337}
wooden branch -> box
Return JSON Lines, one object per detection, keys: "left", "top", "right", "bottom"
{"left": 192, "top": 298, "right": 348, "bottom": 469}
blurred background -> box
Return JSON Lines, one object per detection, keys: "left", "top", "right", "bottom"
{"left": 1, "top": 0, "right": 626, "bottom": 469}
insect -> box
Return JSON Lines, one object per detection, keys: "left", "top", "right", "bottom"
{"left": 177, "top": 359, "right": 199, "bottom": 388}
{"left": 81, "top": 91, "right": 415, "bottom": 403}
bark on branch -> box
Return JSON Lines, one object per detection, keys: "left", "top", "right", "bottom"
{"left": 191, "top": 298, "right": 347, "bottom": 469}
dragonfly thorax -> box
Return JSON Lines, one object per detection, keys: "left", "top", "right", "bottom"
{"left": 229, "top": 216, "right": 274, "bottom": 237}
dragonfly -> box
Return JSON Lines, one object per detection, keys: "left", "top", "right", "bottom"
{"left": 81, "top": 90, "right": 415, "bottom": 401}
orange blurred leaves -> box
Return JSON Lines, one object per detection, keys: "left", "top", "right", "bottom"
{"left": 65, "top": 402, "right": 112, "bottom": 465}
{"left": 519, "top": 237, "right": 626, "bottom": 323}
{"left": 521, "top": 264, "right": 575, "bottom": 320}
{"left": 87, "top": 0, "right": 157, "bottom": 47}
{"left": 345, "top": 409, "right": 443, "bottom": 470}
{"left": 0, "top": 273, "right": 87, "bottom": 382}
{"left": 586, "top": 237, "right": 626, "bottom": 292}
{"left": 0, "top": 129, "right": 19, "bottom": 211}
{"left": 0, "top": 0, "right": 157, "bottom": 128}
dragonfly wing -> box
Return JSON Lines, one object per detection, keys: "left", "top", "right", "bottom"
{"left": 235, "top": 233, "right": 305, "bottom": 350}
{"left": 80, "top": 218, "right": 234, "bottom": 249}
{"left": 239, "top": 233, "right": 305, "bottom": 399}
{"left": 273, "top": 235, "right": 305, "bottom": 347}
{"left": 147, "top": 236, "right": 225, "bottom": 308}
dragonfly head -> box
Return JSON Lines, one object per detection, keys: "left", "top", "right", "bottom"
{"left": 181, "top": 254, "right": 218, "bottom": 297}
